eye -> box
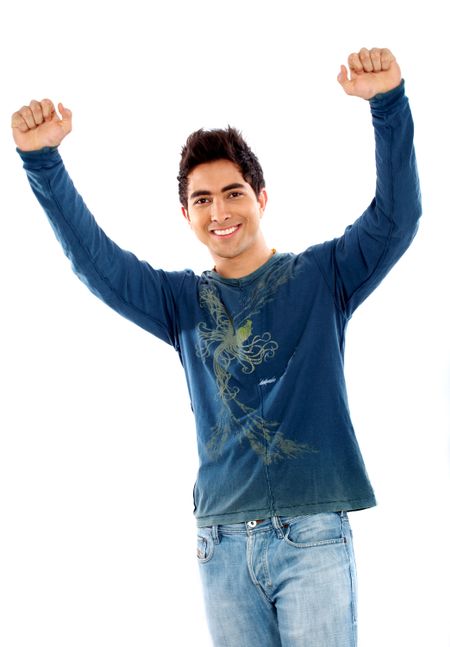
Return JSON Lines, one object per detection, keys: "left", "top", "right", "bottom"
{"left": 228, "top": 191, "right": 243, "bottom": 199}
{"left": 193, "top": 197, "right": 210, "bottom": 206}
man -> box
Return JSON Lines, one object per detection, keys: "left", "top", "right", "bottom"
{"left": 12, "top": 47, "right": 421, "bottom": 646}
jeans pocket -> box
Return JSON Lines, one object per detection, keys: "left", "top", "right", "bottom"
{"left": 196, "top": 528, "right": 215, "bottom": 564}
{"left": 283, "top": 512, "right": 347, "bottom": 549}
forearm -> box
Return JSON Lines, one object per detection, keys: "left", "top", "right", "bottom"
{"left": 17, "top": 147, "right": 182, "bottom": 345}
{"left": 313, "top": 80, "right": 422, "bottom": 315}
{"left": 369, "top": 79, "right": 422, "bottom": 240}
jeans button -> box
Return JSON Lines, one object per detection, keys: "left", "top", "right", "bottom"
{"left": 247, "top": 520, "right": 257, "bottom": 529}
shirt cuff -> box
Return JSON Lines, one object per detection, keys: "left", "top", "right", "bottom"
{"left": 17, "top": 146, "right": 62, "bottom": 170}
{"left": 369, "top": 79, "right": 406, "bottom": 114}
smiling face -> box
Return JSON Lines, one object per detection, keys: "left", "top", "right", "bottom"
{"left": 181, "top": 159, "right": 271, "bottom": 278}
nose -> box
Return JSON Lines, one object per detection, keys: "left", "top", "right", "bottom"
{"left": 210, "top": 198, "right": 230, "bottom": 223}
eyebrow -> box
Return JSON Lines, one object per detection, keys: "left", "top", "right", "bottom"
{"left": 189, "top": 182, "right": 246, "bottom": 201}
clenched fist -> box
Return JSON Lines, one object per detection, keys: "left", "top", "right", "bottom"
{"left": 11, "top": 99, "right": 72, "bottom": 152}
{"left": 338, "top": 48, "right": 402, "bottom": 100}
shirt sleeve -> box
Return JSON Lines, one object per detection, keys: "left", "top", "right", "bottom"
{"left": 311, "top": 79, "right": 422, "bottom": 318}
{"left": 17, "top": 146, "right": 188, "bottom": 348}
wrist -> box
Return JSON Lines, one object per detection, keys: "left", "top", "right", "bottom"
{"left": 17, "top": 146, "right": 62, "bottom": 170}
{"left": 369, "top": 79, "right": 406, "bottom": 118}
{"left": 369, "top": 79, "right": 405, "bottom": 104}
{"left": 17, "top": 146, "right": 58, "bottom": 155}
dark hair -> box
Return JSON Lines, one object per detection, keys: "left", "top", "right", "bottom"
{"left": 177, "top": 126, "right": 265, "bottom": 208}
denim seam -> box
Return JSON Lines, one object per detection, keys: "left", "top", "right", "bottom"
{"left": 219, "top": 526, "right": 273, "bottom": 536}
{"left": 246, "top": 534, "right": 276, "bottom": 609}
{"left": 343, "top": 525, "right": 358, "bottom": 643}
{"left": 196, "top": 533, "right": 215, "bottom": 564}
{"left": 283, "top": 537, "right": 346, "bottom": 549}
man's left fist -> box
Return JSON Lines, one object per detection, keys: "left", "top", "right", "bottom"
{"left": 338, "top": 47, "right": 402, "bottom": 100}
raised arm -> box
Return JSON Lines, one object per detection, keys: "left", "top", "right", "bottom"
{"left": 312, "top": 48, "right": 422, "bottom": 316}
{"left": 12, "top": 100, "right": 186, "bottom": 347}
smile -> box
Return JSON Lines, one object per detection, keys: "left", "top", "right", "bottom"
{"left": 212, "top": 225, "right": 240, "bottom": 237}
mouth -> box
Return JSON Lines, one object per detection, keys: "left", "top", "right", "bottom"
{"left": 210, "top": 224, "right": 241, "bottom": 238}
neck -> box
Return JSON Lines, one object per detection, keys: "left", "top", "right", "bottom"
{"left": 212, "top": 246, "right": 276, "bottom": 279}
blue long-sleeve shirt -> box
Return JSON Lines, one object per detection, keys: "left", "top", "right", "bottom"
{"left": 17, "top": 80, "right": 421, "bottom": 526}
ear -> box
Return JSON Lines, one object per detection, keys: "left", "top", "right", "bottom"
{"left": 181, "top": 205, "right": 191, "bottom": 223}
{"left": 258, "top": 189, "right": 268, "bottom": 216}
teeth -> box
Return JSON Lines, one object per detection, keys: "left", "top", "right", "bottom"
{"left": 214, "top": 226, "right": 238, "bottom": 236}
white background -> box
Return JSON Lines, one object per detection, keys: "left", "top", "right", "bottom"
{"left": 1, "top": 1, "right": 449, "bottom": 645}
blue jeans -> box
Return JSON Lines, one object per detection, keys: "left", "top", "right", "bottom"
{"left": 197, "top": 512, "right": 357, "bottom": 646}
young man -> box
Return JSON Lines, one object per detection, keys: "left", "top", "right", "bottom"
{"left": 12, "top": 47, "right": 421, "bottom": 646}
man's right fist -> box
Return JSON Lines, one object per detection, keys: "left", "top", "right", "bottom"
{"left": 11, "top": 99, "right": 72, "bottom": 152}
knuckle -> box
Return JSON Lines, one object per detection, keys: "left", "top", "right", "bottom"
{"left": 41, "top": 99, "right": 55, "bottom": 118}
{"left": 30, "top": 100, "right": 43, "bottom": 117}
{"left": 12, "top": 113, "right": 26, "bottom": 130}
{"left": 381, "top": 50, "right": 393, "bottom": 68}
{"left": 348, "top": 53, "right": 361, "bottom": 68}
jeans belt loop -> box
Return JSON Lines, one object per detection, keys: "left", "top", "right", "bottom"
{"left": 211, "top": 524, "right": 220, "bottom": 545}
{"left": 271, "top": 516, "right": 285, "bottom": 539}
